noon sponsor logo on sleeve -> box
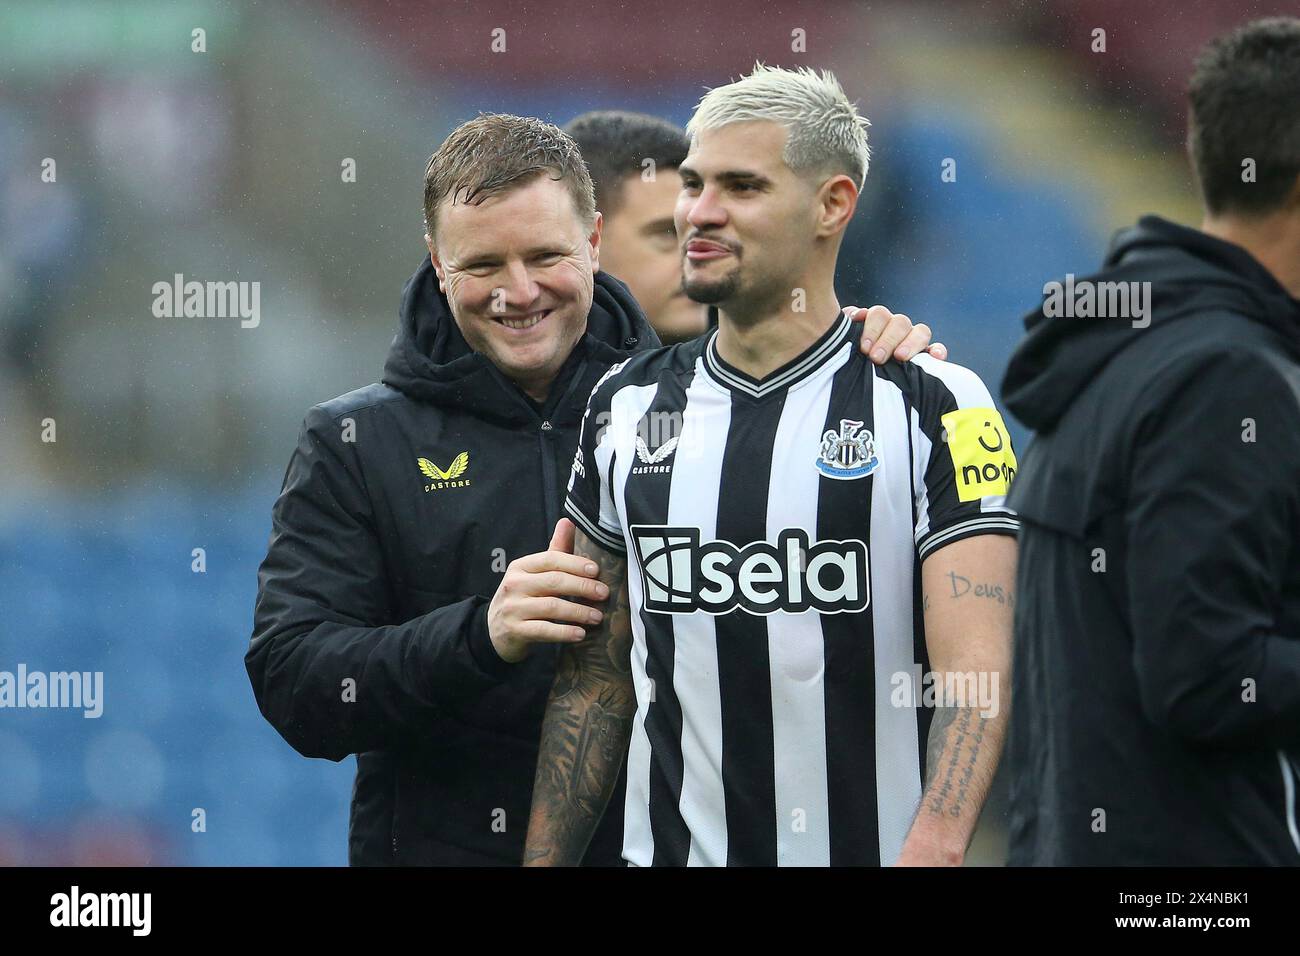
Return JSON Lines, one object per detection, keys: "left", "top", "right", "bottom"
{"left": 942, "top": 407, "right": 1017, "bottom": 502}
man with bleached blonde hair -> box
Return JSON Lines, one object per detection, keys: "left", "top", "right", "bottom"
{"left": 525, "top": 65, "right": 1018, "bottom": 867}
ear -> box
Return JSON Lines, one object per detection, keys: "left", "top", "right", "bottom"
{"left": 425, "top": 233, "right": 448, "bottom": 292}
{"left": 816, "top": 174, "right": 859, "bottom": 239}
{"left": 587, "top": 211, "right": 604, "bottom": 275}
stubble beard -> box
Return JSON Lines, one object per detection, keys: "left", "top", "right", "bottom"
{"left": 683, "top": 262, "right": 742, "bottom": 306}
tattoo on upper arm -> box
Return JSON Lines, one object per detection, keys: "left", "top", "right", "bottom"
{"left": 944, "top": 571, "right": 1014, "bottom": 608}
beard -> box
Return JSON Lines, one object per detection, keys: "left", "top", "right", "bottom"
{"left": 683, "top": 264, "right": 741, "bottom": 305}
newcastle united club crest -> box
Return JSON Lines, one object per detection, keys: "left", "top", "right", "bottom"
{"left": 816, "top": 418, "right": 879, "bottom": 480}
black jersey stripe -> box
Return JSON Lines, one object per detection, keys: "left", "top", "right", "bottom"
{"left": 883, "top": 365, "right": 933, "bottom": 790}
{"left": 819, "top": 352, "right": 881, "bottom": 866}
{"left": 716, "top": 394, "right": 784, "bottom": 866}
{"left": 636, "top": 371, "right": 695, "bottom": 867}
{"left": 904, "top": 375, "right": 929, "bottom": 789}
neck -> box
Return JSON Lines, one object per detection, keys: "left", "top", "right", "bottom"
{"left": 506, "top": 366, "right": 554, "bottom": 405}
{"left": 714, "top": 281, "right": 841, "bottom": 380}
{"left": 1201, "top": 209, "right": 1300, "bottom": 299}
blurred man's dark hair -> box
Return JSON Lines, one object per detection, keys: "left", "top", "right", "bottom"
{"left": 1188, "top": 16, "right": 1300, "bottom": 217}
{"left": 563, "top": 111, "right": 689, "bottom": 215}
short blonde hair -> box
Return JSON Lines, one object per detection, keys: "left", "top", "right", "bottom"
{"left": 686, "top": 63, "right": 871, "bottom": 188}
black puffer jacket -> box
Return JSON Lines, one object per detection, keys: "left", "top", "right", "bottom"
{"left": 247, "top": 255, "right": 657, "bottom": 865}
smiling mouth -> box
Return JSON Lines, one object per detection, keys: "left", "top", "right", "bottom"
{"left": 496, "top": 310, "right": 551, "bottom": 330}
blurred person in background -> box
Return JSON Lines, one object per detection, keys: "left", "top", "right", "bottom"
{"left": 246, "top": 112, "right": 933, "bottom": 865}
{"left": 1003, "top": 16, "right": 1300, "bottom": 865}
{"left": 564, "top": 110, "right": 706, "bottom": 344}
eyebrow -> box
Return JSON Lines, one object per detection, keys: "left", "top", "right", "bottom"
{"left": 461, "top": 244, "right": 565, "bottom": 263}
{"left": 678, "top": 166, "right": 774, "bottom": 188}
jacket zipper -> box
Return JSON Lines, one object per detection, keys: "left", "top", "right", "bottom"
{"left": 539, "top": 421, "right": 559, "bottom": 533}
{"left": 537, "top": 356, "right": 591, "bottom": 535}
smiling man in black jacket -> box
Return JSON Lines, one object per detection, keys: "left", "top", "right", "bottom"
{"left": 1002, "top": 18, "right": 1300, "bottom": 865}
{"left": 246, "top": 113, "right": 932, "bottom": 865}
{"left": 247, "top": 116, "right": 656, "bottom": 865}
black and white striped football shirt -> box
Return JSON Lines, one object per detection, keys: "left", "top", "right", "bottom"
{"left": 565, "top": 310, "right": 1018, "bottom": 866}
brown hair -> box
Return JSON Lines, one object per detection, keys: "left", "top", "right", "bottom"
{"left": 423, "top": 113, "right": 596, "bottom": 239}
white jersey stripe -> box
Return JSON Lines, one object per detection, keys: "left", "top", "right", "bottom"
{"left": 670, "top": 359, "right": 731, "bottom": 866}
{"left": 765, "top": 351, "right": 840, "bottom": 866}
{"left": 609, "top": 382, "right": 663, "bottom": 867}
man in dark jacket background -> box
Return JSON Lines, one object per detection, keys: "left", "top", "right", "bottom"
{"left": 1002, "top": 17, "right": 1300, "bottom": 865}
{"left": 563, "top": 110, "right": 706, "bottom": 345}
{"left": 247, "top": 113, "right": 932, "bottom": 865}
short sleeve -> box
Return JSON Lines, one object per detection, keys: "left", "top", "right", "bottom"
{"left": 564, "top": 363, "right": 627, "bottom": 554}
{"left": 908, "top": 355, "right": 1020, "bottom": 560}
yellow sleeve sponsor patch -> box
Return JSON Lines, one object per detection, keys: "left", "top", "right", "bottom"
{"left": 941, "top": 407, "right": 1017, "bottom": 502}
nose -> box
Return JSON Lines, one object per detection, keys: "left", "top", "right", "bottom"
{"left": 493, "top": 259, "right": 540, "bottom": 313}
{"left": 684, "top": 185, "right": 727, "bottom": 233}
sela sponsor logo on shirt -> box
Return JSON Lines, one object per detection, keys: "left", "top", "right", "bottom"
{"left": 50, "top": 886, "right": 151, "bottom": 936}
{"left": 816, "top": 418, "right": 879, "bottom": 480}
{"left": 942, "top": 408, "right": 1017, "bottom": 502}
{"left": 570, "top": 446, "right": 585, "bottom": 479}
{"left": 417, "top": 452, "right": 470, "bottom": 492}
{"left": 630, "top": 525, "right": 868, "bottom": 614}
{"left": 632, "top": 435, "right": 679, "bottom": 475}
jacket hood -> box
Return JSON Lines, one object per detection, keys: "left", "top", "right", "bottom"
{"left": 1002, "top": 215, "right": 1300, "bottom": 432}
{"left": 381, "top": 254, "right": 659, "bottom": 421}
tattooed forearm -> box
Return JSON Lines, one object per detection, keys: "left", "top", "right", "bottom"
{"left": 922, "top": 706, "right": 991, "bottom": 818}
{"left": 523, "top": 530, "right": 636, "bottom": 866}
{"left": 906, "top": 537, "right": 1015, "bottom": 862}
